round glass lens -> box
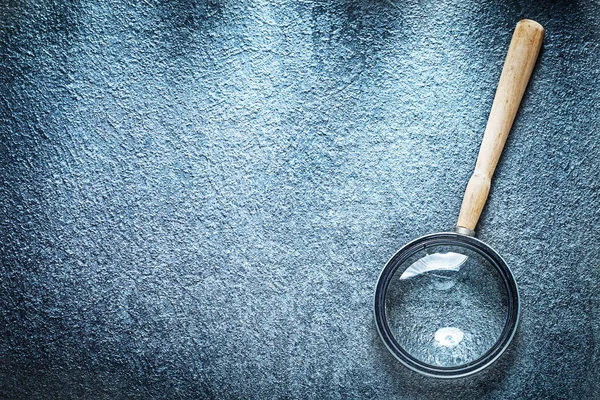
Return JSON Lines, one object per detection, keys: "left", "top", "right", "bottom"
{"left": 384, "top": 243, "right": 509, "bottom": 368}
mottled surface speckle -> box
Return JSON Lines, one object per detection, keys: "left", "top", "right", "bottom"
{"left": 1, "top": 0, "right": 599, "bottom": 399}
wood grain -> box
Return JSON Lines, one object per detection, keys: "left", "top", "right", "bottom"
{"left": 457, "top": 19, "right": 544, "bottom": 232}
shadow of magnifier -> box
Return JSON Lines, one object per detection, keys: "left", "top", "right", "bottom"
{"left": 374, "top": 20, "right": 545, "bottom": 378}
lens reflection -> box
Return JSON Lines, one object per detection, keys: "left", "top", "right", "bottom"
{"left": 385, "top": 244, "right": 508, "bottom": 367}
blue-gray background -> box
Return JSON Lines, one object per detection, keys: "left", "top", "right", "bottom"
{"left": 1, "top": 0, "right": 599, "bottom": 399}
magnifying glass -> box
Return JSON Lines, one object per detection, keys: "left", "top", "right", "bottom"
{"left": 374, "top": 20, "right": 544, "bottom": 378}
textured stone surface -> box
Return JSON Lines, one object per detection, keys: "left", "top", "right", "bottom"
{"left": 1, "top": 0, "right": 599, "bottom": 398}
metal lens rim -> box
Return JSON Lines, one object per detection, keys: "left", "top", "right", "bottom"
{"left": 374, "top": 232, "right": 520, "bottom": 378}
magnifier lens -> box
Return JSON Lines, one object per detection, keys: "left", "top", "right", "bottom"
{"left": 384, "top": 244, "right": 509, "bottom": 367}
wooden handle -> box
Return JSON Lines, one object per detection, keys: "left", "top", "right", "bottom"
{"left": 456, "top": 20, "right": 544, "bottom": 232}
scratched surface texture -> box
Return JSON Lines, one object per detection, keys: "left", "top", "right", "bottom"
{"left": 1, "top": 0, "right": 599, "bottom": 399}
